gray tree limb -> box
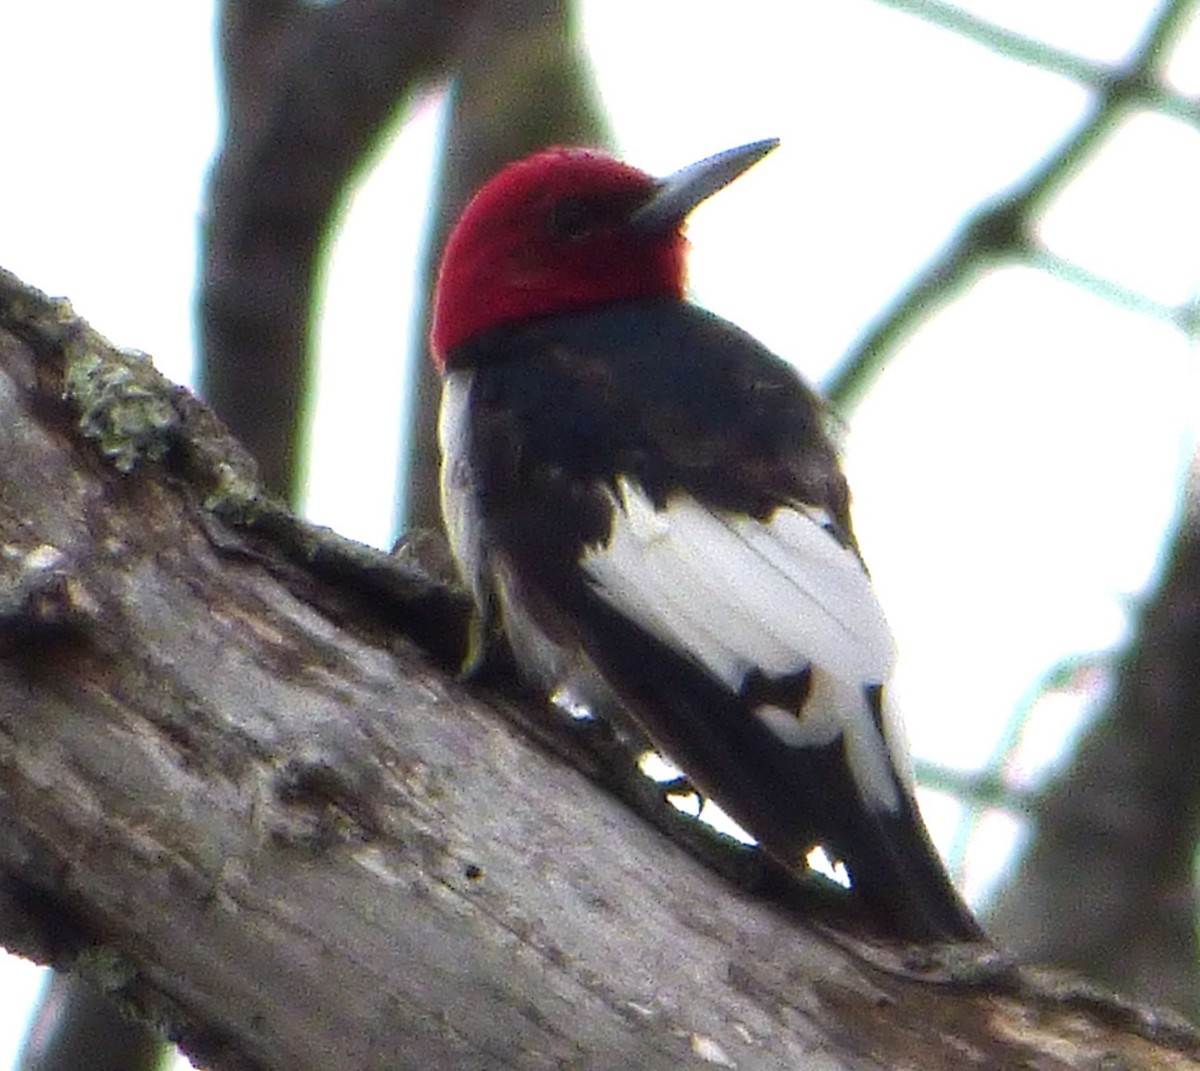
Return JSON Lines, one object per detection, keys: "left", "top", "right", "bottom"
{"left": 2, "top": 267, "right": 1197, "bottom": 1071}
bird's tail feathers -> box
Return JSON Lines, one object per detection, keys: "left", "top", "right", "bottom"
{"left": 825, "top": 778, "right": 983, "bottom": 942}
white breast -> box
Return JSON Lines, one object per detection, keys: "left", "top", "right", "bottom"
{"left": 438, "top": 369, "right": 483, "bottom": 605}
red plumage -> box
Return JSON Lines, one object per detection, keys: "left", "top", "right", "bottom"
{"left": 431, "top": 148, "right": 687, "bottom": 367}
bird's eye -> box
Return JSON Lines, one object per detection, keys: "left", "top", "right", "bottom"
{"left": 546, "top": 197, "right": 597, "bottom": 241}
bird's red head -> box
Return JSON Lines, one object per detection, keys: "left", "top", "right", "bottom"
{"left": 431, "top": 148, "right": 679, "bottom": 368}
{"left": 430, "top": 139, "right": 779, "bottom": 369}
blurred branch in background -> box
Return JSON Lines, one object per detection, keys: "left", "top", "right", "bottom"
{"left": 987, "top": 465, "right": 1200, "bottom": 1020}
{"left": 401, "top": 0, "right": 609, "bottom": 532}
{"left": 824, "top": 0, "right": 1199, "bottom": 413}
{"left": 18, "top": 975, "right": 162, "bottom": 1071}
{"left": 199, "top": 0, "right": 478, "bottom": 498}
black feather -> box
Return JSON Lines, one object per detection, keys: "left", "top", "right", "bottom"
{"left": 449, "top": 297, "right": 983, "bottom": 942}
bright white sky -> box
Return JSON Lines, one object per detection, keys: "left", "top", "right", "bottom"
{"left": 1, "top": 2, "right": 1197, "bottom": 1067}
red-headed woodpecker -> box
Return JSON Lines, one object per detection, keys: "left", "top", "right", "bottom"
{"left": 430, "top": 140, "right": 982, "bottom": 942}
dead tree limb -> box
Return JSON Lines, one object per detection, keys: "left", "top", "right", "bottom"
{"left": 1, "top": 267, "right": 1196, "bottom": 1071}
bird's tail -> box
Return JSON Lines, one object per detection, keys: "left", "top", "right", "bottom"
{"left": 725, "top": 712, "right": 983, "bottom": 942}
{"left": 823, "top": 775, "right": 983, "bottom": 942}
{"left": 575, "top": 591, "right": 984, "bottom": 942}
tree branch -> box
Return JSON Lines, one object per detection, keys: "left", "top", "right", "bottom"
{"left": 825, "top": 0, "right": 1200, "bottom": 412}
{"left": 2, "top": 267, "right": 1197, "bottom": 1070}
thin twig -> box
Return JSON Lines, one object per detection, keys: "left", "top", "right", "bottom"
{"left": 825, "top": 0, "right": 1199, "bottom": 412}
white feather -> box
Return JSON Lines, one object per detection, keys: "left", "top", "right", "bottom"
{"left": 583, "top": 477, "right": 904, "bottom": 811}
{"left": 583, "top": 478, "right": 895, "bottom": 686}
{"left": 438, "top": 370, "right": 482, "bottom": 605}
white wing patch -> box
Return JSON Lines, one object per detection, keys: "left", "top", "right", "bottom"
{"left": 582, "top": 476, "right": 904, "bottom": 811}
{"left": 582, "top": 476, "right": 895, "bottom": 689}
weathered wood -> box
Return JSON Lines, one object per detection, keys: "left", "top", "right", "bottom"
{"left": 0, "top": 267, "right": 1195, "bottom": 1071}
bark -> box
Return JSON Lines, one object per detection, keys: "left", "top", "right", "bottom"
{"left": 2, "top": 266, "right": 1197, "bottom": 1071}
{"left": 40, "top": 6, "right": 481, "bottom": 1063}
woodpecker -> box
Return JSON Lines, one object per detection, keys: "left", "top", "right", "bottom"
{"left": 430, "top": 139, "right": 982, "bottom": 942}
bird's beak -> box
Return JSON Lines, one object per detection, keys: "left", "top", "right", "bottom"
{"left": 630, "top": 138, "right": 780, "bottom": 232}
